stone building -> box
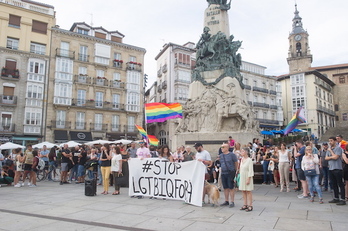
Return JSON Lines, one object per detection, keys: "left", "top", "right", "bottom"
{"left": 45, "top": 22, "right": 146, "bottom": 143}
{"left": 146, "top": 42, "right": 196, "bottom": 146}
{"left": 278, "top": 5, "right": 348, "bottom": 139}
{"left": 0, "top": 0, "right": 55, "bottom": 145}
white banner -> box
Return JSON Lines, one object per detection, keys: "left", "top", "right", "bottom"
{"left": 128, "top": 158, "right": 206, "bottom": 207}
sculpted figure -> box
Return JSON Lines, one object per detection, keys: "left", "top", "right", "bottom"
{"left": 196, "top": 27, "right": 212, "bottom": 60}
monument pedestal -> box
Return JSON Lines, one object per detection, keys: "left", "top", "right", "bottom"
{"left": 204, "top": 4, "right": 230, "bottom": 36}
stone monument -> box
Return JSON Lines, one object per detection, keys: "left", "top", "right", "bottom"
{"left": 173, "top": 1, "right": 260, "bottom": 154}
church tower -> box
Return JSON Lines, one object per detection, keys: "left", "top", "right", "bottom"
{"left": 287, "top": 4, "right": 312, "bottom": 73}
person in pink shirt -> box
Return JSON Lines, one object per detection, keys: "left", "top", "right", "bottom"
{"left": 228, "top": 136, "right": 235, "bottom": 149}
{"left": 136, "top": 140, "right": 151, "bottom": 159}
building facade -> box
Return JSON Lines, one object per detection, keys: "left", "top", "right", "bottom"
{"left": 45, "top": 22, "right": 146, "bottom": 143}
{"left": 146, "top": 42, "right": 196, "bottom": 146}
{"left": 0, "top": 0, "right": 55, "bottom": 145}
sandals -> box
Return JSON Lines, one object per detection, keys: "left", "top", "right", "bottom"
{"left": 112, "top": 192, "right": 120, "bottom": 195}
{"left": 245, "top": 206, "right": 253, "bottom": 212}
{"left": 240, "top": 205, "right": 248, "bottom": 210}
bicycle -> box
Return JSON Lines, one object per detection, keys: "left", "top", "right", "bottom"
{"left": 36, "top": 163, "right": 61, "bottom": 182}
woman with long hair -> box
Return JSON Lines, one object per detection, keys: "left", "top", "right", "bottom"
{"left": 111, "top": 146, "right": 123, "bottom": 195}
{"left": 47, "top": 147, "right": 57, "bottom": 181}
{"left": 100, "top": 143, "right": 112, "bottom": 194}
{"left": 301, "top": 146, "right": 323, "bottom": 203}
{"left": 160, "top": 145, "right": 173, "bottom": 162}
{"left": 239, "top": 147, "right": 254, "bottom": 212}
{"left": 13, "top": 148, "right": 25, "bottom": 187}
{"left": 271, "top": 146, "right": 280, "bottom": 188}
{"left": 278, "top": 142, "right": 291, "bottom": 192}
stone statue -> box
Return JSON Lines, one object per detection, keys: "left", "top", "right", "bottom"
{"left": 206, "top": 0, "right": 232, "bottom": 10}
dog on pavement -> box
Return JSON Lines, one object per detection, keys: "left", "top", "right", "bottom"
{"left": 204, "top": 180, "right": 220, "bottom": 206}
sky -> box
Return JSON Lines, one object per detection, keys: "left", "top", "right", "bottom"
{"left": 42, "top": 0, "right": 348, "bottom": 86}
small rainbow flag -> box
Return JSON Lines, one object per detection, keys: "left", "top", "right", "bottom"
{"left": 148, "top": 135, "right": 159, "bottom": 146}
{"left": 283, "top": 107, "right": 307, "bottom": 135}
{"left": 145, "top": 103, "right": 183, "bottom": 123}
{"left": 135, "top": 125, "right": 148, "bottom": 140}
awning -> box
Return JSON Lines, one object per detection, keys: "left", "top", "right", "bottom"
{"left": 259, "top": 125, "right": 279, "bottom": 128}
{"left": 54, "top": 130, "right": 68, "bottom": 142}
{"left": 70, "top": 131, "right": 92, "bottom": 142}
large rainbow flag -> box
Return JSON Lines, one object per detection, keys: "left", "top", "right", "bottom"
{"left": 148, "top": 135, "right": 159, "bottom": 146}
{"left": 283, "top": 107, "right": 307, "bottom": 135}
{"left": 145, "top": 103, "right": 183, "bottom": 123}
{"left": 135, "top": 125, "right": 148, "bottom": 140}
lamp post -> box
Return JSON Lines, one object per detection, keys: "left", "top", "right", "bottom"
{"left": 143, "top": 74, "right": 148, "bottom": 129}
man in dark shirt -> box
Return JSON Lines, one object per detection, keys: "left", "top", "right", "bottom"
{"left": 77, "top": 147, "right": 87, "bottom": 184}
{"left": 295, "top": 140, "right": 309, "bottom": 199}
{"left": 60, "top": 144, "right": 72, "bottom": 185}
{"left": 69, "top": 146, "right": 80, "bottom": 182}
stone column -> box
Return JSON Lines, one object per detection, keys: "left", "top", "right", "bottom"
{"left": 204, "top": 4, "right": 230, "bottom": 36}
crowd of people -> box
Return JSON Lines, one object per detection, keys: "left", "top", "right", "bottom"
{"left": 1, "top": 134, "right": 347, "bottom": 210}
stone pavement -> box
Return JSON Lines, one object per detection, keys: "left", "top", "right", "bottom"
{"left": 0, "top": 181, "right": 347, "bottom": 231}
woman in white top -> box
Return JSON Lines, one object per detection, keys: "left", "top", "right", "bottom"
{"left": 278, "top": 142, "right": 291, "bottom": 192}
{"left": 111, "top": 146, "right": 123, "bottom": 195}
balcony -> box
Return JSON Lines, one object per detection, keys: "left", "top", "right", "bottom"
{"left": 253, "top": 102, "right": 269, "bottom": 108}
{"left": 244, "top": 85, "right": 252, "bottom": 90}
{"left": 56, "top": 48, "right": 75, "bottom": 59}
{"left": 78, "top": 53, "right": 89, "bottom": 62}
{"left": 0, "top": 124, "right": 15, "bottom": 133}
{"left": 174, "top": 61, "right": 191, "bottom": 69}
{"left": 317, "top": 105, "right": 335, "bottom": 116}
{"left": 162, "top": 80, "right": 167, "bottom": 89}
{"left": 253, "top": 86, "right": 269, "bottom": 94}
{"left": 113, "top": 60, "right": 123, "bottom": 68}
{"left": 157, "top": 69, "right": 162, "bottom": 77}
{"left": 315, "top": 79, "right": 332, "bottom": 92}
{"left": 94, "top": 77, "right": 109, "bottom": 87}
{"left": 110, "top": 81, "right": 124, "bottom": 89}
{"left": 162, "top": 64, "right": 168, "bottom": 73}
{"left": 157, "top": 85, "right": 162, "bottom": 93}
{"left": 269, "top": 105, "right": 278, "bottom": 110}
{"left": 74, "top": 74, "right": 92, "bottom": 84}
{"left": 111, "top": 124, "right": 121, "bottom": 132}
{"left": 1, "top": 68, "right": 19, "bottom": 79}
{"left": 126, "top": 62, "right": 142, "bottom": 72}
{"left": 0, "top": 95, "right": 17, "bottom": 105}
{"left": 125, "top": 125, "right": 136, "bottom": 133}
{"left": 90, "top": 123, "right": 108, "bottom": 132}
{"left": 51, "top": 120, "right": 71, "bottom": 129}
{"left": 256, "top": 119, "right": 279, "bottom": 125}
{"left": 71, "top": 99, "right": 125, "bottom": 111}
{"left": 269, "top": 90, "right": 277, "bottom": 95}
{"left": 23, "top": 125, "right": 41, "bottom": 134}
{"left": 75, "top": 122, "right": 86, "bottom": 130}
{"left": 174, "top": 79, "right": 191, "bottom": 84}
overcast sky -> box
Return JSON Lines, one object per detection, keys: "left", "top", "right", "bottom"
{"left": 43, "top": 0, "right": 348, "bottom": 86}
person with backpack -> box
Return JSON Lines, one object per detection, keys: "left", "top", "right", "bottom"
{"left": 30, "top": 150, "right": 40, "bottom": 187}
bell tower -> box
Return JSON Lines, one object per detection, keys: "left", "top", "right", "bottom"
{"left": 287, "top": 4, "right": 312, "bottom": 73}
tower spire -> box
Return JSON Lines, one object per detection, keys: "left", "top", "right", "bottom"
{"left": 291, "top": 4, "right": 306, "bottom": 35}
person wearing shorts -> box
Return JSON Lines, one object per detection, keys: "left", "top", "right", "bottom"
{"left": 23, "top": 145, "right": 34, "bottom": 186}
{"left": 60, "top": 144, "right": 72, "bottom": 185}
{"left": 295, "top": 140, "right": 309, "bottom": 199}
{"left": 219, "top": 143, "right": 238, "bottom": 208}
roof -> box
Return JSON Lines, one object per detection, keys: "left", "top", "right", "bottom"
{"left": 310, "top": 63, "right": 348, "bottom": 71}
{"left": 155, "top": 42, "right": 196, "bottom": 60}
{"left": 22, "top": 0, "right": 54, "bottom": 9}
{"left": 277, "top": 70, "right": 335, "bottom": 87}
{"left": 69, "top": 22, "right": 125, "bottom": 38}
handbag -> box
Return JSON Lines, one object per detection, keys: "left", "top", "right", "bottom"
{"left": 268, "top": 160, "right": 274, "bottom": 171}
{"left": 116, "top": 172, "right": 128, "bottom": 187}
{"left": 304, "top": 169, "right": 316, "bottom": 176}
{"left": 234, "top": 173, "right": 240, "bottom": 187}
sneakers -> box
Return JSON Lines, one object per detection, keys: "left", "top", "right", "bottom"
{"left": 328, "top": 199, "right": 340, "bottom": 203}
{"left": 220, "top": 201, "right": 229, "bottom": 206}
{"left": 336, "top": 200, "right": 346, "bottom": 206}
{"left": 229, "top": 202, "right": 235, "bottom": 208}
{"left": 28, "top": 183, "right": 31, "bottom": 186}
{"left": 297, "top": 194, "right": 309, "bottom": 199}
{"left": 14, "top": 184, "right": 21, "bottom": 188}
{"left": 29, "top": 184, "right": 37, "bottom": 187}
{"left": 309, "top": 197, "right": 314, "bottom": 202}
{"left": 213, "top": 179, "right": 217, "bottom": 184}
{"left": 319, "top": 199, "right": 324, "bottom": 204}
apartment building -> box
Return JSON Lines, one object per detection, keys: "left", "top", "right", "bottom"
{"left": 0, "top": 0, "right": 55, "bottom": 145}
{"left": 45, "top": 22, "right": 146, "bottom": 143}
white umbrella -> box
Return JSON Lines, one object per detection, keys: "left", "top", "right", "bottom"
{"left": 33, "top": 141, "right": 56, "bottom": 149}
{"left": 60, "top": 141, "right": 81, "bottom": 148}
{"left": 0, "top": 142, "right": 25, "bottom": 150}
{"left": 85, "top": 139, "right": 111, "bottom": 146}
{"left": 113, "top": 139, "right": 133, "bottom": 145}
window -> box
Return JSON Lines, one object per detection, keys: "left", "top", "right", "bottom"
{"left": 54, "top": 83, "right": 72, "bottom": 105}
{"left": 60, "top": 42, "right": 70, "bottom": 57}
{"left": 25, "top": 108, "right": 41, "bottom": 125}
{"left": 94, "top": 114, "right": 103, "bottom": 130}
{"left": 176, "top": 70, "right": 191, "bottom": 83}
{"left": 114, "top": 53, "right": 122, "bottom": 60}
{"left": 9, "top": 14, "right": 21, "bottom": 28}
{"left": 55, "top": 58, "right": 73, "bottom": 81}
{"left": 113, "top": 53, "right": 122, "bottom": 67}
{"left": 78, "top": 66, "right": 87, "bottom": 75}
{"left": 291, "top": 74, "right": 304, "bottom": 85}
{"left": 112, "top": 94, "right": 120, "bottom": 109}
{"left": 27, "top": 84, "right": 43, "bottom": 99}
{"left": 126, "top": 71, "right": 140, "bottom": 91}
{"left": 262, "top": 82, "right": 266, "bottom": 89}
{"left": 244, "top": 78, "right": 249, "bottom": 85}
{"left": 343, "top": 113, "right": 348, "bottom": 121}
{"left": 253, "top": 94, "right": 258, "bottom": 102}
{"left": 113, "top": 72, "right": 121, "bottom": 81}
{"left": 253, "top": 80, "right": 257, "bottom": 87}
{"left": 262, "top": 97, "right": 266, "bottom": 104}
{"left": 28, "top": 60, "right": 45, "bottom": 82}
{"left": 126, "top": 92, "right": 140, "bottom": 112}
{"left": 1, "top": 113, "right": 12, "bottom": 129}
{"left": 77, "top": 28, "right": 89, "bottom": 35}
{"left": 339, "top": 76, "right": 346, "bottom": 84}
{"left": 30, "top": 42, "right": 46, "bottom": 55}
{"left": 95, "top": 43, "right": 110, "bottom": 65}
{"left": 263, "top": 111, "right": 267, "bottom": 119}
{"left": 127, "top": 116, "right": 135, "bottom": 132}
{"left": 96, "top": 69, "right": 105, "bottom": 78}
{"left": 76, "top": 112, "right": 85, "bottom": 129}
{"left": 111, "top": 115, "right": 119, "bottom": 131}
{"left": 159, "top": 130, "right": 167, "bottom": 145}
{"left": 56, "top": 110, "right": 66, "bottom": 128}
{"left": 95, "top": 92, "right": 103, "bottom": 107}
{"left": 79, "top": 45, "right": 88, "bottom": 62}
{"left": 6, "top": 37, "right": 19, "bottom": 50}
{"left": 291, "top": 86, "right": 305, "bottom": 97}
{"left": 77, "top": 90, "right": 86, "bottom": 106}
{"left": 95, "top": 32, "right": 106, "bottom": 39}
{"left": 32, "top": 20, "right": 47, "bottom": 34}
{"left": 292, "top": 97, "right": 306, "bottom": 113}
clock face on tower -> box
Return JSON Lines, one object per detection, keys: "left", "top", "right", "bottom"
{"left": 295, "top": 34, "right": 302, "bottom": 41}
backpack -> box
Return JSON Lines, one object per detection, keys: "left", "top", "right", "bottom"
{"left": 37, "top": 158, "right": 45, "bottom": 170}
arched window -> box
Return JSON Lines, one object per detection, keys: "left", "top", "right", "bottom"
{"left": 158, "top": 130, "right": 167, "bottom": 145}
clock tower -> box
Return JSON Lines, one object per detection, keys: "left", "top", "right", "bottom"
{"left": 287, "top": 4, "right": 312, "bottom": 73}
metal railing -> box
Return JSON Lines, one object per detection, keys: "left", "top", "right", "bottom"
{"left": 253, "top": 86, "right": 269, "bottom": 94}
{"left": 1, "top": 68, "right": 19, "bottom": 79}
{"left": 56, "top": 48, "right": 75, "bottom": 59}
{"left": 90, "top": 123, "right": 108, "bottom": 132}
{"left": 0, "top": 95, "right": 17, "bottom": 105}
{"left": 0, "top": 124, "right": 15, "bottom": 133}
{"left": 51, "top": 120, "right": 71, "bottom": 129}
{"left": 78, "top": 53, "right": 89, "bottom": 62}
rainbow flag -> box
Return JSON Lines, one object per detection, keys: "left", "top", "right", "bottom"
{"left": 148, "top": 135, "right": 159, "bottom": 146}
{"left": 135, "top": 125, "right": 148, "bottom": 140}
{"left": 283, "top": 107, "right": 307, "bottom": 135}
{"left": 145, "top": 103, "right": 183, "bottom": 123}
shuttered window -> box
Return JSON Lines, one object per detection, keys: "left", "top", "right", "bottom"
{"left": 95, "top": 32, "right": 106, "bottom": 39}
{"left": 5, "top": 60, "right": 17, "bottom": 70}
{"left": 9, "top": 15, "right": 21, "bottom": 27}
{"left": 32, "top": 20, "right": 47, "bottom": 34}
{"left": 111, "top": 36, "right": 122, "bottom": 43}
{"left": 3, "top": 87, "right": 14, "bottom": 96}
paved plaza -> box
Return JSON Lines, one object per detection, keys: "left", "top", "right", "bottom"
{"left": 0, "top": 181, "right": 347, "bottom": 231}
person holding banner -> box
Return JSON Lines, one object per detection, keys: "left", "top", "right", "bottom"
{"left": 239, "top": 147, "right": 254, "bottom": 212}
{"left": 159, "top": 145, "right": 174, "bottom": 162}
{"left": 136, "top": 140, "right": 151, "bottom": 159}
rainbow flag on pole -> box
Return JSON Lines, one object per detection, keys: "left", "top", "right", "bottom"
{"left": 148, "top": 135, "right": 159, "bottom": 146}
{"left": 135, "top": 125, "right": 148, "bottom": 140}
{"left": 145, "top": 103, "right": 183, "bottom": 123}
{"left": 283, "top": 107, "right": 307, "bottom": 135}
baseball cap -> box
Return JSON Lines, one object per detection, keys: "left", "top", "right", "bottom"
{"left": 193, "top": 143, "right": 203, "bottom": 148}
{"left": 322, "top": 142, "right": 328, "bottom": 146}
